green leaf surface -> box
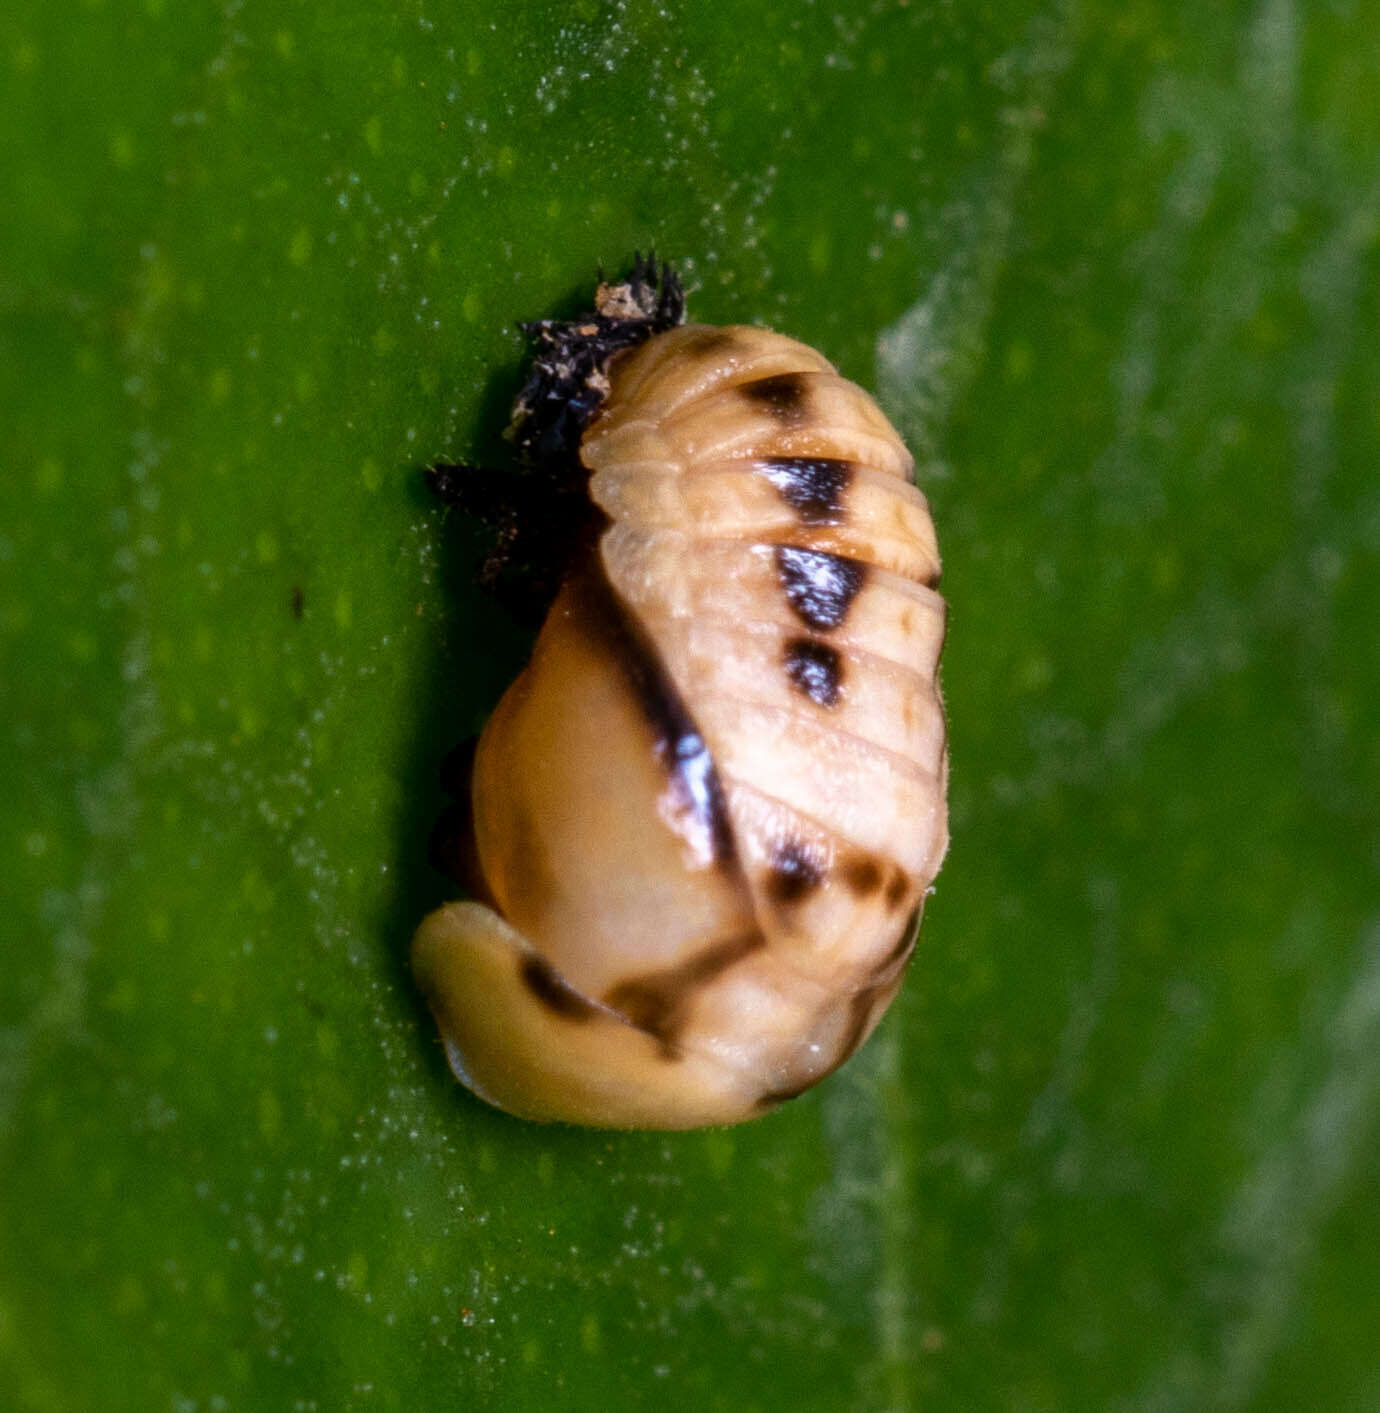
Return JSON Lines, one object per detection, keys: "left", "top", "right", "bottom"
{"left": 4, "top": 1, "right": 1378, "bottom": 1409}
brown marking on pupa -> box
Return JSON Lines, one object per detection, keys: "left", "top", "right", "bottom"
{"left": 885, "top": 868, "right": 910, "bottom": 912}
{"left": 841, "top": 854, "right": 885, "bottom": 897}
{"left": 678, "top": 327, "right": 742, "bottom": 359}
{"left": 520, "top": 955, "right": 598, "bottom": 1021}
{"left": 741, "top": 372, "right": 810, "bottom": 426}
{"left": 605, "top": 931, "right": 765, "bottom": 1055}
{"left": 759, "top": 457, "right": 854, "bottom": 525}
{"left": 783, "top": 637, "right": 843, "bottom": 708}
{"left": 774, "top": 546, "right": 868, "bottom": 631}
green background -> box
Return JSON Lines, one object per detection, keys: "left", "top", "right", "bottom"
{"left": 4, "top": 1, "right": 1378, "bottom": 1408}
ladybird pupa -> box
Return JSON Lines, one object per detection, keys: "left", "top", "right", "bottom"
{"left": 414, "top": 257, "right": 947, "bottom": 1129}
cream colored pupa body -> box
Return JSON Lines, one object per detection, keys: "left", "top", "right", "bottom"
{"left": 415, "top": 260, "right": 947, "bottom": 1128}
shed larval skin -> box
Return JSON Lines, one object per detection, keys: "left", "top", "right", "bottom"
{"left": 413, "top": 322, "right": 947, "bottom": 1128}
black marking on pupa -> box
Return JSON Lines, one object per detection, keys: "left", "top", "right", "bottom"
{"left": 783, "top": 638, "right": 843, "bottom": 708}
{"left": 774, "top": 546, "right": 868, "bottom": 631}
{"left": 760, "top": 457, "right": 854, "bottom": 524}
{"left": 766, "top": 839, "right": 826, "bottom": 905}
{"left": 580, "top": 555, "right": 738, "bottom": 869}
{"left": 520, "top": 955, "right": 598, "bottom": 1021}
{"left": 605, "top": 932, "right": 766, "bottom": 1055}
